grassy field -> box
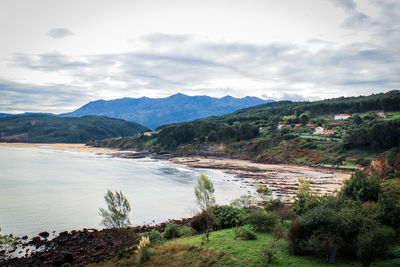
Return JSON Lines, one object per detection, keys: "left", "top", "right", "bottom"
{"left": 170, "top": 227, "right": 400, "bottom": 267}
{"left": 171, "top": 227, "right": 353, "bottom": 267}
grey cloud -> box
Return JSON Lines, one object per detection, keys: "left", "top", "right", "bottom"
{"left": 0, "top": 79, "right": 93, "bottom": 114}
{"left": 4, "top": 0, "right": 400, "bottom": 113}
{"left": 47, "top": 28, "right": 74, "bottom": 39}
{"left": 9, "top": 52, "right": 88, "bottom": 71}
{"left": 328, "top": 0, "right": 357, "bottom": 11}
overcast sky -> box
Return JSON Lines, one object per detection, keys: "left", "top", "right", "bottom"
{"left": 0, "top": 0, "right": 399, "bottom": 113}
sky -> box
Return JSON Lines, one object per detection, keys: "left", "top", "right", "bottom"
{"left": 0, "top": 0, "right": 399, "bottom": 114}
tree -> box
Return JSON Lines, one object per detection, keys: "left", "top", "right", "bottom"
{"left": 194, "top": 174, "right": 216, "bottom": 241}
{"left": 99, "top": 189, "right": 131, "bottom": 228}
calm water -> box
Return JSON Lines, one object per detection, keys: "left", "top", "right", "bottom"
{"left": 0, "top": 146, "right": 253, "bottom": 237}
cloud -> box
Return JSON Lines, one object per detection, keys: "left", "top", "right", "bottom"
{"left": 2, "top": 1, "right": 400, "bottom": 113}
{"left": 47, "top": 28, "right": 74, "bottom": 39}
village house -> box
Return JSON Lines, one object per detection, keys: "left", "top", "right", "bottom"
{"left": 313, "top": 127, "right": 334, "bottom": 135}
{"left": 277, "top": 124, "right": 289, "bottom": 129}
{"left": 375, "top": 112, "right": 386, "bottom": 118}
{"left": 334, "top": 113, "right": 351, "bottom": 120}
{"left": 143, "top": 131, "right": 159, "bottom": 136}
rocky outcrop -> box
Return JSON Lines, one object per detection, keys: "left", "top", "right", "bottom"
{"left": 0, "top": 217, "right": 193, "bottom": 267}
{"left": 364, "top": 148, "right": 400, "bottom": 178}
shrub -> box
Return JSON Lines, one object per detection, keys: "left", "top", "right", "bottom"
{"left": 144, "top": 230, "right": 163, "bottom": 244}
{"left": 264, "top": 198, "right": 285, "bottom": 212}
{"left": 233, "top": 227, "right": 257, "bottom": 240}
{"left": 136, "top": 246, "right": 153, "bottom": 266}
{"left": 357, "top": 225, "right": 396, "bottom": 267}
{"left": 213, "top": 205, "right": 243, "bottom": 230}
{"left": 178, "top": 226, "right": 197, "bottom": 237}
{"left": 163, "top": 223, "right": 180, "bottom": 240}
{"left": 341, "top": 170, "right": 381, "bottom": 202}
{"left": 288, "top": 206, "right": 341, "bottom": 255}
{"left": 230, "top": 194, "right": 257, "bottom": 208}
{"left": 189, "top": 211, "right": 210, "bottom": 233}
{"left": 243, "top": 211, "right": 277, "bottom": 232}
{"left": 261, "top": 245, "right": 275, "bottom": 264}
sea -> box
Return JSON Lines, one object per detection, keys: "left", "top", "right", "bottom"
{"left": 0, "top": 146, "right": 254, "bottom": 237}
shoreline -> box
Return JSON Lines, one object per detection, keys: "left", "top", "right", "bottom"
{"left": 1, "top": 142, "right": 352, "bottom": 201}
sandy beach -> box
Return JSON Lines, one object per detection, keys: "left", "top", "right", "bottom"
{"left": 0, "top": 142, "right": 138, "bottom": 155}
{"left": 1, "top": 142, "right": 352, "bottom": 202}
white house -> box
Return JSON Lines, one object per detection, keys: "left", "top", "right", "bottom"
{"left": 334, "top": 114, "right": 351, "bottom": 120}
{"left": 313, "top": 126, "right": 324, "bottom": 134}
{"left": 314, "top": 127, "right": 334, "bottom": 135}
{"left": 143, "top": 131, "right": 158, "bottom": 136}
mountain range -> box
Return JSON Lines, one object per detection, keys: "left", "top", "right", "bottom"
{"left": 60, "top": 93, "right": 273, "bottom": 129}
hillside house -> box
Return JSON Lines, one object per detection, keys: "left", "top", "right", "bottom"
{"left": 334, "top": 114, "right": 351, "bottom": 120}
{"left": 277, "top": 124, "right": 289, "bottom": 129}
{"left": 376, "top": 112, "right": 386, "bottom": 118}
{"left": 306, "top": 123, "right": 316, "bottom": 127}
{"left": 143, "top": 131, "right": 158, "bottom": 136}
{"left": 314, "top": 127, "right": 334, "bottom": 135}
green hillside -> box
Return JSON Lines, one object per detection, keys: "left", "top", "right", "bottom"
{"left": 0, "top": 115, "right": 149, "bottom": 143}
{"left": 90, "top": 91, "right": 400, "bottom": 166}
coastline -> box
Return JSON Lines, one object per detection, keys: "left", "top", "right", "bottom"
{"left": 1, "top": 142, "right": 352, "bottom": 202}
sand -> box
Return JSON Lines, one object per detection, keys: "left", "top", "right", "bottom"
{"left": 0, "top": 142, "right": 138, "bottom": 155}
{"left": 170, "top": 157, "right": 352, "bottom": 202}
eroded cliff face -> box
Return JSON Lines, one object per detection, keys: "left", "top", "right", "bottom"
{"left": 364, "top": 148, "right": 400, "bottom": 177}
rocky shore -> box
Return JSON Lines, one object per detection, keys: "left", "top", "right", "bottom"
{"left": 0, "top": 218, "right": 193, "bottom": 267}
{"left": 170, "top": 157, "right": 352, "bottom": 203}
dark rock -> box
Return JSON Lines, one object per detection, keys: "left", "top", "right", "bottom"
{"left": 52, "top": 252, "right": 73, "bottom": 266}
{"left": 39, "top": 231, "right": 50, "bottom": 238}
{"left": 21, "top": 235, "right": 28, "bottom": 240}
{"left": 59, "top": 231, "right": 68, "bottom": 237}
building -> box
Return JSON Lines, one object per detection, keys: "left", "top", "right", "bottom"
{"left": 277, "top": 124, "right": 288, "bottom": 129}
{"left": 334, "top": 114, "right": 351, "bottom": 120}
{"left": 314, "top": 127, "right": 334, "bottom": 135}
{"left": 143, "top": 131, "right": 158, "bottom": 136}
{"left": 313, "top": 126, "right": 324, "bottom": 134}
{"left": 376, "top": 112, "right": 386, "bottom": 118}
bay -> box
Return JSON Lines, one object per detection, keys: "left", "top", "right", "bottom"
{"left": 0, "top": 146, "right": 253, "bottom": 237}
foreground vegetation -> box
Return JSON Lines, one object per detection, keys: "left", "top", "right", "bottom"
{"left": 87, "top": 149, "right": 400, "bottom": 267}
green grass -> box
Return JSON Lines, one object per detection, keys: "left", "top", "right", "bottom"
{"left": 385, "top": 111, "right": 400, "bottom": 120}
{"left": 171, "top": 227, "right": 356, "bottom": 267}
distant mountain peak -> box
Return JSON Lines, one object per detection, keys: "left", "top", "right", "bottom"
{"left": 60, "top": 94, "right": 274, "bottom": 129}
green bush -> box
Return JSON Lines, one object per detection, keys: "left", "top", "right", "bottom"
{"left": 357, "top": 225, "right": 396, "bottom": 267}
{"left": 163, "top": 223, "right": 180, "bottom": 240}
{"left": 288, "top": 206, "right": 342, "bottom": 255}
{"left": 136, "top": 246, "right": 153, "bottom": 266}
{"left": 341, "top": 170, "right": 381, "bottom": 202}
{"left": 189, "top": 211, "right": 210, "bottom": 233}
{"left": 234, "top": 227, "right": 257, "bottom": 240}
{"left": 243, "top": 211, "right": 277, "bottom": 232}
{"left": 178, "top": 226, "right": 197, "bottom": 237}
{"left": 144, "top": 229, "right": 163, "bottom": 244}
{"left": 213, "top": 205, "right": 244, "bottom": 230}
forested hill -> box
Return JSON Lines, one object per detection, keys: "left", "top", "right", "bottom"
{"left": 60, "top": 93, "right": 273, "bottom": 129}
{"left": 90, "top": 91, "right": 400, "bottom": 166}
{"left": 0, "top": 115, "right": 149, "bottom": 143}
